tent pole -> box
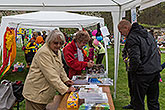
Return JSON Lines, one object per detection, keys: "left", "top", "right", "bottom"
{"left": 104, "top": 41, "right": 108, "bottom": 76}
{"left": 112, "top": 4, "right": 122, "bottom": 99}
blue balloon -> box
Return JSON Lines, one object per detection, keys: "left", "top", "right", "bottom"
{"left": 96, "top": 36, "right": 103, "bottom": 41}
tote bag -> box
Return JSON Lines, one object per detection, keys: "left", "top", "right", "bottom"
{"left": 0, "top": 80, "right": 16, "bottom": 110}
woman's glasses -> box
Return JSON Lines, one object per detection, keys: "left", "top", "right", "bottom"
{"left": 53, "top": 41, "right": 64, "bottom": 45}
{"left": 82, "top": 41, "right": 88, "bottom": 45}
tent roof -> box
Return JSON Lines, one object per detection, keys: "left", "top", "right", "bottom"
{"left": 0, "top": 0, "right": 135, "bottom": 6}
{"left": 1, "top": 0, "right": 164, "bottom": 12}
{"left": 140, "top": 0, "right": 165, "bottom": 10}
{"left": 3, "top": 11, "right": 104, "bottom": 29}
{"left": 0, "top": 0, "right": 141, "bottom": 11}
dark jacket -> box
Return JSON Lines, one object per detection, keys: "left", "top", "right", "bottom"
{"left": 125, "top": 23, "right": 161, "bottom": 75}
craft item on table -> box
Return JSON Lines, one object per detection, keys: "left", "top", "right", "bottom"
{"left": 72, "top": 75, "right": 89, "bottom": 85}
{"left": 78, "top": 87, "right": 103, "bottom": 99}
{"left": 88, "top": 77, "right": 102, "bottom": 84}
{"left": 88, "top": 76, "right": 113, "bottom": 86}
{"left": 79, "top": 103, "right": 110, "bottom": 110}
{"left": 86, "top": 64, "right": 105, "bottom": 75}
{"left": 79, "top": 103, "right": 92, "bottom": 110}
{"left": 12, "top": 62, "right": 24, "bottom": 72}
{"left": 72, "top": 75, "right": 88, "bottom": 80}
{"left": 67, "top": 92, "right": 79, "bottom": 109}
{"left": 72, "top": 84, "right": 99, "bottom": 92}
{"left": 93, "top": 103, "right": 110, "bottom": 110}
{"left": 73, "top": 84, "right": 98, "bottom": 88}
{"left": 102, "top": 78, "right": 110, "bottom": 84}
{"left": 85, "top": 93, "right": 108, "bottom": 104}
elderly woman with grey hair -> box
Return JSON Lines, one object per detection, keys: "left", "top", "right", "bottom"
{"left": 23, "top": 30, "right": 75, "bottom": 110}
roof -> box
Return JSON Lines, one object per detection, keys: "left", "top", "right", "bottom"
{"left": 2, "top": 11, "right": 104, "bottom": 29}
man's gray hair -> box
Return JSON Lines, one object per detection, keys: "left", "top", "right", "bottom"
{"left": 45, "top": 30, "right": 65, "bottom": 45}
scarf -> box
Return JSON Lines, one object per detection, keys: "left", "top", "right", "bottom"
{"left": 75, "top": 43, "right": 84, "bottom": 61}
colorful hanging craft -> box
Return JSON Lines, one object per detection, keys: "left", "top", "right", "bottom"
{"left": 0, "top": 27, "right": 16, "bottom": 78}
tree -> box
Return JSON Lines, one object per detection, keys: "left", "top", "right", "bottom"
{"left": 138, "top": 2, "right": 165, "bottom": 27}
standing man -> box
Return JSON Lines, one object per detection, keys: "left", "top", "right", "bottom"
{"left": 118, "top": 19, "right": 161, "bottom": 110}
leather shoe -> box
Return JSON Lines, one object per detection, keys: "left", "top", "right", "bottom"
{"left": 122, "top": 104, "right": 134, "bottom": 109}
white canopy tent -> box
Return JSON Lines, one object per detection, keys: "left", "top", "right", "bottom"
{"left": 0, "top": 11, "right": 104, "bottom": 53}
{"left": 0, "top": 11, "right": 105, "bottom": 66}
{"left": 0, "top": 0, "right": 164, "bottom": 98}
{"left": 0, "top": 11, "right": 104, "bottom": 30}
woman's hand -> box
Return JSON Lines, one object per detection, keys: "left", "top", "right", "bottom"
{"left": 65, "top": 80, "right": 74, "bottom": 86}
{"left": 67, "top": 87, "right": 76, "bottom": 93}
{"left": 89, "top": 60, "right": 94, "bottom": 64}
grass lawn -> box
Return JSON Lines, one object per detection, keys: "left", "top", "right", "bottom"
{"left": 0, "top": 45, "right": 165, "bottom": 110}
{"left": 108, "top": 45, "right": 165, "bottom": 110}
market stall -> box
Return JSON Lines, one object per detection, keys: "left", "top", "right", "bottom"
{"left": 45, "top": 64, "right": 114, "bottom": 110}
{"left": 57, "top": 85, "right": 115, "bottom": 110}
{"left": 0, "top": 0, "right": 164, "bottom": 99}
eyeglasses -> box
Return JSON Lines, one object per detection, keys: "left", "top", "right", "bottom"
{"left": 53, "top": 41, "right": 64, "bottom": 45}
{"left": 82, "top": 41, "right": 88, "bottom": 45}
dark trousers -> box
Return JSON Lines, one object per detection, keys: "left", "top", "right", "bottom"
{"left": 96, "top": 53, "right": 105, "bottom": 64}
{"left": 128, "top": 72, "right": 134, "bottom": 105}
{"left": 132, "top": 73, "right": 160, "bottom": 110}
{"left": 25, "top": 99, "right": 46, "bottom": 110}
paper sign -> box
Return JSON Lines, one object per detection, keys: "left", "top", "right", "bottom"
{"left": 100, "top": 26, "right": 110, "bottom": 37}
{"left": 131, "top": 7, "right": 137, "bottom": 23}
{"left": 122, "top": 11, "right": 126, "bottom": 18}
{"left": 103, "top": 37, "right": 110, "bottom": 45}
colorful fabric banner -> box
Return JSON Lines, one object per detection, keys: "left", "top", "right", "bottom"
{"left": 0, "top": 27, "right": 16, "bottom": 78}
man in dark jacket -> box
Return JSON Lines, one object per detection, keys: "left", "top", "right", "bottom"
{"left": 118, "top": 19, "right": 162, "bottom": 110}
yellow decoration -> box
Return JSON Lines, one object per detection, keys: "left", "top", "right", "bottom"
{"left": 5, "top": 29, "right": 15, "bottom": 50}
{"left": 17, "top": 28, "right": 25, "bottom": 35}
{"left": 67, "top": 92, "right": 79, "bottom": 109}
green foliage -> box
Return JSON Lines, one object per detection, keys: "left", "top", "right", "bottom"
{"left": 140, "top": 23, "right": 165, "bottom": 28}
{"left": 138, "top": 2, "right": 165, "bottom": 26}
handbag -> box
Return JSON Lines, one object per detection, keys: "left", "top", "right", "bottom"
{"left": 12, "top": 81, "right": 24, "bottom": 102}
{"left": 0, "top": 80, "right": 16, "bottom": 110}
